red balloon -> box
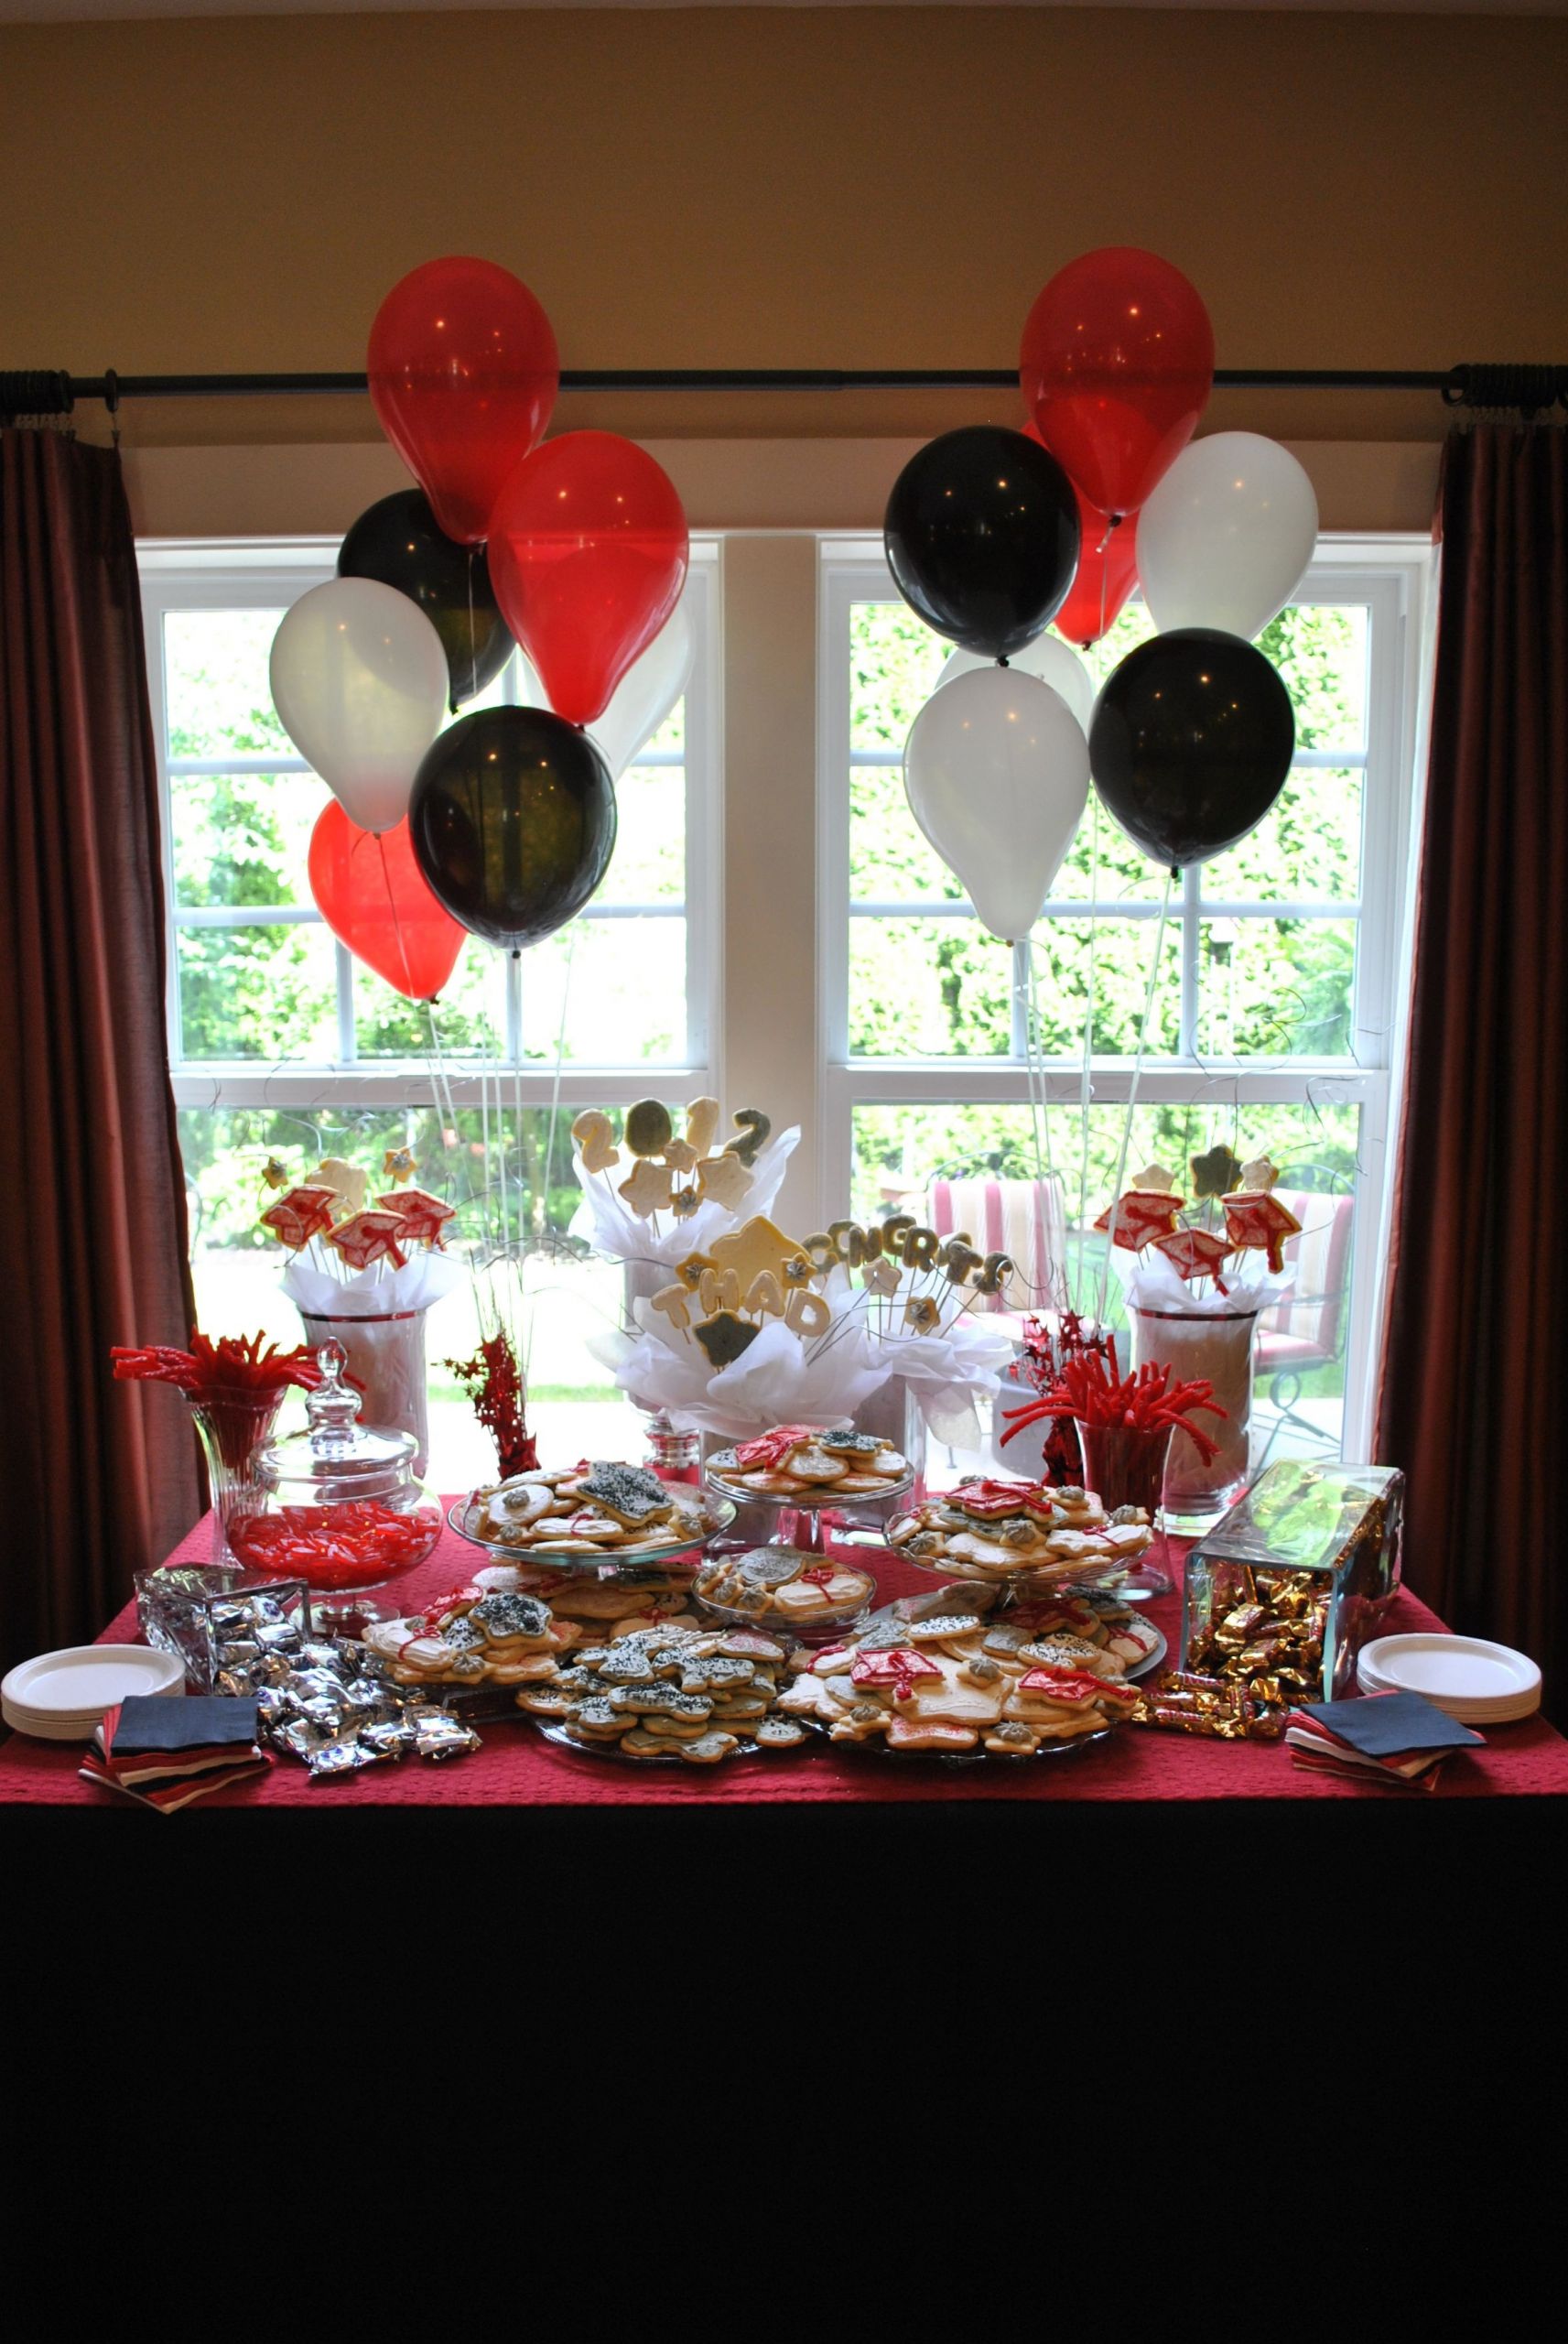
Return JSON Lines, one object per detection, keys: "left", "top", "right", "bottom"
{"left": 1054, "top": 490, "right": 1141, "bottom": 649}
{"left": 1020, "top": 248, "right": 1214, "bottom": 519}
{"left": 308, "top": 802, "right": 463, "bottom": 1002}
{"left": 487, "top": 431, "right": 689, "bottom": 727}
{"left": 368, "top": 257, "right": 559, "bottom": 546}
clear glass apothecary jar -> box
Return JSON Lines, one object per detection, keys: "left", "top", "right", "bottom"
{"left": 226, "top": 1340, "right": 443, "bottom": 1626}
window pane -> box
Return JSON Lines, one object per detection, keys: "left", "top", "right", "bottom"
{"left": 521, "top": 916, "right": 687, "bottom": 1063}
{"left": 849, "top": 601, "right": 947, "bottom": 753}
{"left": 1200, "top": 767, "right": 1364, "bottom": 905}
{"left": 1258, "top": 602, "right": 1368, "bottom": 754}
{"left": 1050, "top": 808, "right": 1167, "bottom": 906}
{"left": 643, "top": 700, "right": 685, "bottom": 757}
{"left": 598, "top": 757, "right": 685, "bottom": 904}
{"left": 169, "top": 769, "right": 322, "bottom": 910}
{"left": 355, "top": 940, "right": 504, "bottom": 1060}
{"left": 177, "top": 1103, "right": 646, "bottom": 1487}
{"left": 849, "top": 1098, "right": 1360, "bottom": 1461}
{"left": 850, "top": 916, "right": 1011, "bottom": 1058}
{"left": 850, "top": 758, "right": 961, "bottom": 902}
{"left": 1200, "top": 917, "right": 1357, "bottom": 1058}
{"left": 164, "top": 609, "right": 294, "bottom": 758}
{"left": 1031, "top": 917, "right": 1183, "bottom": 1057}
{"left": 177, "top": 922, "right": 339, "bottom": 1060}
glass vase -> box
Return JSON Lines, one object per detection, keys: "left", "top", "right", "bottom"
{"left": 185, "top": 1387, "right": 286, "bottom": 1564}
{"left": 1076, "top": 1418, "right": 1172, "bottom": 1518}
{"left": 1076, "top": 1417, "right": 1176, "bottom": 1601}
{"left": 297, "top": 1305, "right": 432, "bottom": 1477}
{"left": 1131, "top": 1302, "right": 1260, "bottom": 1536}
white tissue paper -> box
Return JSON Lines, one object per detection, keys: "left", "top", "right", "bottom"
{"left": 281, "top": 1252, "right": 464, "bottom": 1475}
{"left": 568, "top": 1124, "right": 802, "bottom": 1272}
{"left": 597, "top": 1263, "right": 1013, "bottom": 1448}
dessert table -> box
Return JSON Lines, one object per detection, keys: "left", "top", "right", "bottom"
{"left": 4, "top": 1503, "right": 1565, "bottom": 1817}
{"left": 5, "top": 1503, "right": 1563, "bottom": 1997}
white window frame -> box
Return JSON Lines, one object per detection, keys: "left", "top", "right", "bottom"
{"left": 138, "top": 536, "right": 722, "bottom": 1113}
{"left": 817, "top": 535, "right": 1432, "bottom": 1457}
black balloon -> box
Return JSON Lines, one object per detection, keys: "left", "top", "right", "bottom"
{"left": 338, "top": 490, "right": 514, "bottom": 709}
{"left": 409, "top": 707, "right": 617, "bottom": 950}
{"left": 883, "top": 425, "right": 1080, "bottom": 658}
{"left": 1089, "top": 629, "right": 1295, "bottom": 871}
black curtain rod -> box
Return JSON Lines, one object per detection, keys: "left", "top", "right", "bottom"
{"left": 4, "top": 363, "right": 1567, "bottom": 411}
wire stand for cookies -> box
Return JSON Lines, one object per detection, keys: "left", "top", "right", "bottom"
{"left": 802, "top": 1716, "right": 1116, "bottom": 1769}
{"left": 528, "top": 1715, "right": 808, "bottom": 1768}
{"left": 701, "top": 1454, "right": 914, "bottom": 1560}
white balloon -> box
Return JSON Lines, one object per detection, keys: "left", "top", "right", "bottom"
{"left": 903, "top": 667, "right": 1089, "bottom": 945}
{"left": 592, "top": 602, "right": 696, "bottom": 778}
{"left": 937, "top": 632, "right": 1094, "bottom": 736}
{"left": 269, "top": 578, "right": 449, "bottom": 834}
{"left": 517, "top": 600, "right": 695, "bottom": 781}
{"left": 1138, "top": 431, "right": 1319, "bottom": 640}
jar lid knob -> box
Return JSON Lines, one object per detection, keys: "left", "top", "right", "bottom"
{"left": 307, "top": 1339, "right": 362, "bottom": 1452}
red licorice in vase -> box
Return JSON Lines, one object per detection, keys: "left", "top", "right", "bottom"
{"left": 230, "top": 1500, "right": 441, "bottom": 1590}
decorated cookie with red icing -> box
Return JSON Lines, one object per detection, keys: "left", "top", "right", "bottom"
{"left": 708, "top": 1423, "right": 911, "bottom": 1502}
{"left": 886, "top": 1478, "right": 1151, "bottom": 1587}
{"left": 777, "top": 1599, "right": 1143, "bottom": 1754}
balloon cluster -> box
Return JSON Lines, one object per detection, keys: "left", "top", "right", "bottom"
{"left": 890, "top": 246, "right": 1318, "bottom": 928}
{"left": 270, "top": 255, "right": 693, "bottom": 989}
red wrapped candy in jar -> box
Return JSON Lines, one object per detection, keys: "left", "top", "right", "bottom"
{"left": 232, "top": 1340, "right": 442, "bottom": 1625}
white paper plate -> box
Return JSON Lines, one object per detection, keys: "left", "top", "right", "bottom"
{"left": 1357, "top": 1633, "right": 1541, "bottom": 1721}
{"left": 1, "top": 1644, "right": 184, "bottom": 1740}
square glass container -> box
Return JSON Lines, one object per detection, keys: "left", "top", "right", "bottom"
{"left": 1182, "top": 1460, "right": 1405, "bottom": 1702}
{"left": 135, "top": 1563, "right": 310, "bottom": 1694}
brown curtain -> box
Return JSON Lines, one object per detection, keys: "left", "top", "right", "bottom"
{"left": 1377, "top": 422, "right": 1568, "bottom": 1710}
{"left": 0, "top": 429, "right": 200, "bottom": 1673}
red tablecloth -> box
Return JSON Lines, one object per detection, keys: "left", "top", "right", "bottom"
{"left": 3, "top": 1505, "right": 1564, "bottom": 1810}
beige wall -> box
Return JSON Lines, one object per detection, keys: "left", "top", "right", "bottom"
{"left": 4, "top": 5, "right": 1565, "bottom": 512}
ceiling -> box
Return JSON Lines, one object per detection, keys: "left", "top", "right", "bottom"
{"left": 5, "top": 0, "right": 1565, "bottom": 19}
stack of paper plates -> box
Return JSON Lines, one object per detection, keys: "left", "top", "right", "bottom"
{"left": 1357, "top": 1633, "right": 1541, "bottom": 1725}
{"left": 1, "top": 1645, "right": 185, "bottom": 1742}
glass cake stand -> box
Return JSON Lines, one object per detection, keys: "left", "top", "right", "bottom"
{"left": 702, "top": 1451, "right": 914, "bottom": 1558}
{"left": 447, "top": 1491, "right": 736, "bottom": 1574}
{"left": 893, "top": 1533, "right": 1166, "bottom": 1607}
{"left": 690, "top": 1546, "right": 879, "bottom": 1645}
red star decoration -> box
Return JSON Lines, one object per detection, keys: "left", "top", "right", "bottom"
{"left": 377, "top": 1188, "right": 456, "bottom": 1248}
{"left": 259, "top": 1184, "right": 339, "bottom": 1251}
{"left": 1094, "top": 1188, "right": 1184, "bottom": 1252}
{"left": 1152, "top": 1226, "right": 1233, "bottom": 1293}
{"left": 1221, "top": 1189, "right": 1302, "bottom": 1275}
{"left": 324, "top": 1209, "right": 410, "bottom": 1273}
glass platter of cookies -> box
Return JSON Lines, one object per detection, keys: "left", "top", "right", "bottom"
{"left": 704, "top": 1426, "right": 915, "bottom": 1514}
{"left": 886, "top": 1476, "right": 1157, "bottom": 1597}
{"left": 776, "top": 1600, "right": 1154, "bottom": 1763}
{"left": 690, "top": 1546, "right": 878, "bottom": 1643}
{"left": 448, "top": 1460, "right": 735, "bottom": 1570}
{"left": 514, "top": 1622, "right": 814, "bottom": 1764}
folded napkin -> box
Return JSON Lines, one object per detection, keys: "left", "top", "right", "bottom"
{"left": 1286, "top": 1690, "right": 1484, "bottom": 1791}
{"left": 80, "top": 1694, "right": 270, "bottom": 1813}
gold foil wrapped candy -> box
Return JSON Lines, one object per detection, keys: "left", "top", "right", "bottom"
{"left": 1182, "top": 1463, "right": 1405, "bottom": 1710}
